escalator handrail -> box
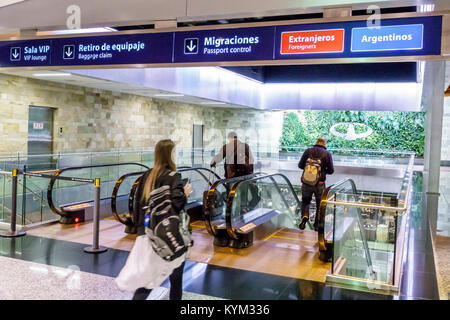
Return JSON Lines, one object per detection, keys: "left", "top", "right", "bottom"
{"left": 317, "top": 178, "right": 375, "bottom": 277}
{"left": 203, "top": 173, "right": 263, "bottom": 237}
{"left": 225, "top": 173, "right": 302, "bottom": 240}
{"left": 111, "top": 166, "right": 221, "bottom": 226}
{"left": 179, "top": 167, "right": 221, "bottom": 181}
{"left": 48, "top": 162, "right": 150, "bottom": 217}
{"left": 111, "top": 171, "right": 147, "bottom": 224}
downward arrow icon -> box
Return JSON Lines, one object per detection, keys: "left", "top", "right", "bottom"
{"left": 66, "top": 48, "right": 72, "bottom": 57}
{"left": 187, "top": 40, "right": 196, "bottom": 52}
{"left": 10, "top": 47, "right": 20, "bottom": 61}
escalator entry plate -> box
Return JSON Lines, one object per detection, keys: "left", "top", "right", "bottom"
{"left": 240, "top": 222, "right": 256, "bottom": 233}
{"left": 64, "top": 203, "right": 91, "bottom": 211}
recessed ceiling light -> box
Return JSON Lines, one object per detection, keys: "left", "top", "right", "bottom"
{"left": 33, "top": 73, "right": 72, "bottom": 77}
{"left": 153, "top": 93, "right": 185, "bottom": 97}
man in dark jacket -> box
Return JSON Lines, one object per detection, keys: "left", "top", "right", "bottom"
{"left": 210, "top": 131, "right": 254, "bottom": 179}
{"left": 210, "top": 132, "right": 259, "bottom": 212}
{"left": 298, "top": 137, "right": 334, "bottom": 231}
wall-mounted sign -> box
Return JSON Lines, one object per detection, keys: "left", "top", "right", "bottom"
{"left": 351, "top": 24, "right": 424, "bottom": 52}
{"left": 33, "top": 122, "right": 44, "bottom": 130}
{"left": 280, "top": 29, "right": 345, "bottom": 54}
{"left": 0, "top": 16, "right": 443, "bottom": 67}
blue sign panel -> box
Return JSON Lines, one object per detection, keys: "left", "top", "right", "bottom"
{"left": 51, "top": 33, "right": 173, "bottom": 66}
{"left": 173, "top": 26, "right": 275, "bottom": 63}
{"left": 351, "top": 24, "right": 424, "bottom": 52}
{"left": 0, "top": 40, "right": 52, "bottom": 67}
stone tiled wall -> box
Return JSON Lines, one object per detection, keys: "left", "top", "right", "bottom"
{"left": 443, "top": 62, "right": 450, "bottom": 162}
{"left": 0, "top": 73, "right": 281, "bottom": 154}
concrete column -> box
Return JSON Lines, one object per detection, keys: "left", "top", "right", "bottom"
{"left": 423, "top": 61, "right": 446, "bottom": 237}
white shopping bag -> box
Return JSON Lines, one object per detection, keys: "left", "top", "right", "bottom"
{"left": 115, "top": 235, "right": 186, "bottom": 292}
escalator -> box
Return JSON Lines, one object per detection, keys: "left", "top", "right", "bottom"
{"left": 47, "top": 162, "right": 149, "bottom": 224}
{"left": 111, "top": 166, "right": 221, "bottom": 234}
{"left": 204, "top": 172, "right": 313, "bottom": 248}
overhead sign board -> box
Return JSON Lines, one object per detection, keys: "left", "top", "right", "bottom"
{"left": 0, "top": 16, "right": 443, "bottom": 68}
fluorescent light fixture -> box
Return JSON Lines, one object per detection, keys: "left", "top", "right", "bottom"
{"left": 153, "top": 93, "right": 185, "bottom": 97}
{"left": 200, "top": 101, "right": 226, "bottom": 105}
{"left": 33, "top": 73, "right": 72, "bottom": 77}
{"left": 0, "top": 0, "right": 25, "bottom": 8}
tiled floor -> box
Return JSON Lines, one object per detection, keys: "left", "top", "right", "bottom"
{"left": 0, "top": 234, "right": 393, "bottom": 300}
{"left": 0, "top": 172, "right": 440, "bottom": 300}
{"left": 25, "top": 220, "right": 331, "bottom": 282}
{"left": 0, "top": 255, "right": 221, "bottom": 300}
{"left": 437, "top": 169, "right": 450, "bottom": 237}
{"left": 433, "top": 168, "right": 450, "bottom": 299}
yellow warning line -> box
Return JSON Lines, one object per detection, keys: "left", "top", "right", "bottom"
{"left": 279, "top": 230, "right": 316, "bottom": 236}
{"left": 191, "top": 222, "right": 206, "bottom": 228}
{"left": 263, "top": 227, "right": 285, "bottom": 241}
{"left": 272, "top": 235, "right": 318, "bottom": 243}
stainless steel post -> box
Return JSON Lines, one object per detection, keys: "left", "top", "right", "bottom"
{"left": 0, "top": 169, "right": 26, "bottom": 238}
{"left": 84, "top": 178, "right": 107, "bottom": 253}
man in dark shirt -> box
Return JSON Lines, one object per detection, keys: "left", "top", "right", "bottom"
{"left": 210, "top": 131, "right": 254, "bottom": 179}
{"left": 298, "top": 137, "right": 334, "bottom": 231}
{"left": 211, "top": 132, "right": 258, "bottom": 212}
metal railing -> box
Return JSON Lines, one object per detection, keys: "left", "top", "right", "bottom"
{"left": 323, "top": 154, "right": 415, "bottom": 213}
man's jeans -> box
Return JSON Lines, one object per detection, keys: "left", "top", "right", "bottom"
{"left": 301, "top": 182, "right": 325, "bottom": 228}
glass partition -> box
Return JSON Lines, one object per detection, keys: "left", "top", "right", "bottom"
{"left": 227, "top": 174, "right": 304, "bottom": 238}
{"left": 178, "top": 167, "right": 219, "bottom": 204}
{"left": 322, "top": 154, "right": 415, "bottom": 292}
{"left": 204, "top": 173, "right": 263, "bottom": 236}
{"left": 49, "top": 163, "right": 149, "bottom": 218}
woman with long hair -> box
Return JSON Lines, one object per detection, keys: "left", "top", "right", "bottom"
{"left": 130, "top": 139, "right": 192, "bottom": 300}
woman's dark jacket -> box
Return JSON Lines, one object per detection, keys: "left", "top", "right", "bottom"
{"left": 135, "top": 168, "right": 187, "bottom": 236}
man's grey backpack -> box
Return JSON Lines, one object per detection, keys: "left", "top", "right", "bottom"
{"left": 144, "top": 183, "right": 193, "bottom": 262}
{"left": 301, "top": 157, "right": 322, "bottom": 186}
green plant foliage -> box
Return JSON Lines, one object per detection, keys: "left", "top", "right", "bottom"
{"left": 280, "top": 110, "right": 425, "bottom": 156}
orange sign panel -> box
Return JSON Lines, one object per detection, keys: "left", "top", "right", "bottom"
{"left": 281, "top": 29, "right": 345, "bottom": 54}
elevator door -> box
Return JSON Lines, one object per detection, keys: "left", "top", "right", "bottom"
{"left": 27, "top": 106, "right": 54, "bottom": 170}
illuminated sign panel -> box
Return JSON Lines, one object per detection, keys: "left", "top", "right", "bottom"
{"left": 280, "top": 29, "right": 345, "bottom": 54}
{"left": 351, "top": 24, "right": 424, "bottom": 52}
{"left": 0, "top": 16, "right": 442, "bottom": 67}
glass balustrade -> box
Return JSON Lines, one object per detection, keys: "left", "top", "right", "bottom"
{"left": 227, "top": 173, "right": 304, "bottom": 237}
{"left": 0, "top": 148, "right": 415, "bottom": 232}
{"left": 322, "top": 154, "right": 414, "bottom": 292}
